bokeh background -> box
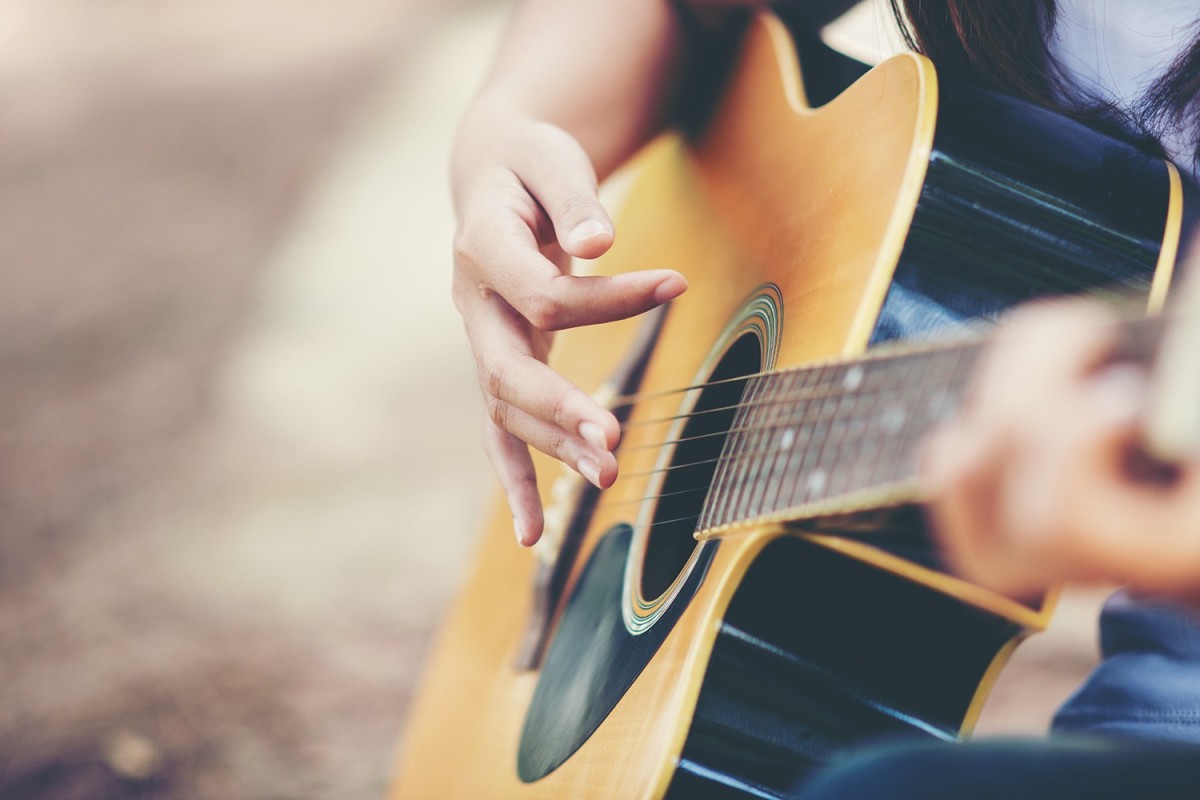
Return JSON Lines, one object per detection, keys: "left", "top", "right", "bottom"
{"left": 0, "top": 2, "right": 1109, "bottom": 798}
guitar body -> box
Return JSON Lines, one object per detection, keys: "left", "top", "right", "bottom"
{"left": 393, "top": 13, "right": 1184, "bottom": 800}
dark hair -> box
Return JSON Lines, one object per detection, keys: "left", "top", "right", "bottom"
{"left": 888, "top": 0, "right": 1200, "bottom": 164}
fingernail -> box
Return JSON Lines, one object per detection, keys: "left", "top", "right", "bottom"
{"left": 577, "top": 456, "right": 602, "bottom": 488}
{"left": 569, "top": 220, "right": 610, "bottom": 247}
{"left": 513, "top": 517, "right": 528, "bottom": 547}
{"left": 579, "top": 421, "right": 608, "bottom": 450}
{"left": 653, "top": 274, "right": 688, "bottom": 304}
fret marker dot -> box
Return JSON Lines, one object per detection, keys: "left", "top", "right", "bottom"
{"left": 807, "top": 469, "right": 827, "bottom": 497}
{"left": 780, "top": 428, "right": 796, "bottom": 449}
{"left": 843, "top": 365, "right": 864, "bottom": 391}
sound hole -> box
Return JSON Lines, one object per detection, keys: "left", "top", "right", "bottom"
{"left": 640, "top": 333, "right": 763, "bottom": 600}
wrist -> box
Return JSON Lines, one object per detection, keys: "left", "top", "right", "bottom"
{"left": 450, "top": 93, "right": 529, "bottom": 207}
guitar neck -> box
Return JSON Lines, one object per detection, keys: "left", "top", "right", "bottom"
{"left": 696, "top": 314, "right": 1164, "bottom": 535}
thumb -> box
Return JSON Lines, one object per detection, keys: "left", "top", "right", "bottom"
{"left": 550, "top": 191, "right": 614, "bottom": 261}
{"left": 518, "top": 126, "right": 615, "bottom": 260}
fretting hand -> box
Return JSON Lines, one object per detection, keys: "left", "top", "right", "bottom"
{"left": 923, "top": 300, "right": 1200, "bottom": 599}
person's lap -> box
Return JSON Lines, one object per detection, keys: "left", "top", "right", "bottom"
{"left": 793, "top": 736, "right": 1200, "bottom": 800}
{"left": 792, "top": 591, "right": 1200, "bottom": 799}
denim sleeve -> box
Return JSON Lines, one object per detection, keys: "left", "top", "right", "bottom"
{"left": 1053, "top": 590, "right": 1200, "bottom": 744}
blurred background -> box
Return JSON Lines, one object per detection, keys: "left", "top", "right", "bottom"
{"left": 0, "top": 1, "right": 1108, "bottom": 798}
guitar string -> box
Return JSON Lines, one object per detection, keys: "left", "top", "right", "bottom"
{"left": 604, "top": 334, "right": 981, "bottom": 407}
{"left": 592, "top": 431, "right": 901, "bottom": 533}
{"left": 590, "top": 331, "right": 1142, "bottom": 532}
{"left": 609, "top": 376, "right": 934, "bottom": 481}
{"left": 547, "top": 318, "right": 1171, "bottom": 543}
{"left": 591, "top": 397, "right": 934, "bottom": 512}
{"left": 595, "top": 447, "right": 918, "bottom": 538}
{"left": 596, "top": 432, "right": 902, "bottom": 515}
{"left": 616, "top": 378, "right": 955, "bottom": 453}
{"left": 565, "top": 316, "right": 1159, "bottom": 518}
{"left": 590, "top": 351, "right": 960, "bottom": 514}
{"left": 596, "top": 483, "right": 712, "bottom": 509}
{"left": 603, "top": 312, "right": 1160, "bottom": 412}
{"left": 639, "top": 511, "right": 705, "bottom": 532}
{"left": 612, "top": 349, "right": 977, "bottom": 430}
{"left": 708, "top": 365, "right": 935, "bottom": 527}
{"left": 575, "top": 326, "right": 1157, "bottom": 530}
{"left": 604, "top": 350, "right": 950, "bottom": 474}
{"left": 620, "top": 372, "right": 889, "bottom": 429}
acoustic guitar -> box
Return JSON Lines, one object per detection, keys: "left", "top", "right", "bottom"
{"left": 392, "top": 11, "right": 1188, "bottom": 799}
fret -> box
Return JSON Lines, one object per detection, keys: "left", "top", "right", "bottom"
{"left": 707, "top": 371, "right": 772, "bottom": 529}
{"left": 743, "top": 367, "right": 800, "bottom": 521}
{"left": 822, "top": 375, "right": 855, "bottom": 500}
{"left": 833, "top": 385, "right": 868, "bottom": 497}
{"left": 833, "top": 365, "right": 878, "bottom": 497}
{"left": 743, "top": 373, "right": 786, "bottom": 521}
{"left": 761, "top": 366, "right": 818, "bottom": 519}
{"left": 791, "top": 387, "right": 839, "bottom": 508}
{"left": 766, "top": 365, "right": 830, "bottom": 519}
{"left": 697, "top": 339, "right": 993, "bottom": 531}
{"left": 702, "top": 375, "right": 761, "bottom": 530}
{"left": 845, "top": 391, "right": 881, "bottom": 494}
{"left": 859, "top": 351, "right": 922, "bottom": 489}
{"left": 725, "top": 376, "right": 762, "bottom": 503}
{"left": 804, "top": 368, "right": 848, "bottom": 505}
{"left": 902, "top": 352, "right": 941, "bottom": 478}
{"left": 822, "top": 368, "right": 861, "bottom": 500}
{"left": 724, "top": 375, "right": 772, "bottom": 526}
{"left": 768, "top": 364, "right": 835, "bottom": 510}
{"left": 805, "top": 356, "right": 905, "bottom": 504}
{"left": 697, "top": 414, "right": 727, "bottom": 532}
{"left": 828, "top": 398, "right": 871, "bottom": 498}
{"left": 900, "top": 351, "right": 943, "bottom": 480}
{"left": 876, "top": 350, "right": 932, "bottom": 486}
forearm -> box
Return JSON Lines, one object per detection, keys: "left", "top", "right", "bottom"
{"left": 454, "top": 0, "right": 685, "bottom": 198}
{"left": 448, "top": 0, "right": 864, "bottom": 541}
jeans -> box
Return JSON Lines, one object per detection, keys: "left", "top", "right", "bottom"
{"left": 795, "top": 737, "right": 1200, "bottom": 799}
{"left": 789, "top": 591, "right": 1200, "bottom": 799}
{"left": 1053, "top": 590, "right": 1200, "bottom": 744}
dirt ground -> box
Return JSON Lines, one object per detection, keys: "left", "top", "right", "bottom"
{"left": 0, "top": 2, "right": 495, "bottom": 797}
{"left": 0, "top": 2, "right": 1108, "bottom": 798}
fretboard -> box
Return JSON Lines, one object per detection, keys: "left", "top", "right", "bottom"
{"left": 695, "top": 341, "right": 984, "bottom": 533}
{"left": 693, "top": 311, "right": 1173, "bottom": 533}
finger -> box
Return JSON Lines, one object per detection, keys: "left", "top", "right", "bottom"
{"left": 484, "top": 396, "right": 618, "bottom": 490}
{"left": 481, "top": 256, "right": 688, "bottom": 333}
{"left": 922, "top": 415, "right": 1008, "bottom": 587}
{"left": 1126, "top": 470, "right": 1200, "bottom": 591}
{"left": 483, "top": 418, "right": 544, "bottom": 547}
{"left": 1053, "top": 396, "right": 1200, "bottom": 591}
{"left": 490, "top": 352, "right": 621, "bottom": 450}
{"left": 494, "top": 242, "right": 687, "bottom": 331}
{"left": 1071, "top": 491, "right": 1200, "bottom": 592}
{"left": 1006, "top": 365, "right": 1149, "bottom": 586}
{"left": 456, "top": 188, "right": 687, "bottom": 331}
{"left": 464, "top": 296, "right": 619, "bottom": 483}
{"left": 469, "top": 294, "right": 621, "bottom": 449}
{"left": 967, "top": 301, "right": 1118, "bottom": 428}
{"left": 922, "top": 323, "right": 1108, "bottom": 597}
{"left": 513, "top": 123, "right": 615, "bottom": 259}
{"left": 943, "top": 301, "right": 1117, "bottom": 513}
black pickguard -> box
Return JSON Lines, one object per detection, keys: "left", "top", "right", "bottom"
{"left": 518, "top": 527, "right": 716, "bottom": 781}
